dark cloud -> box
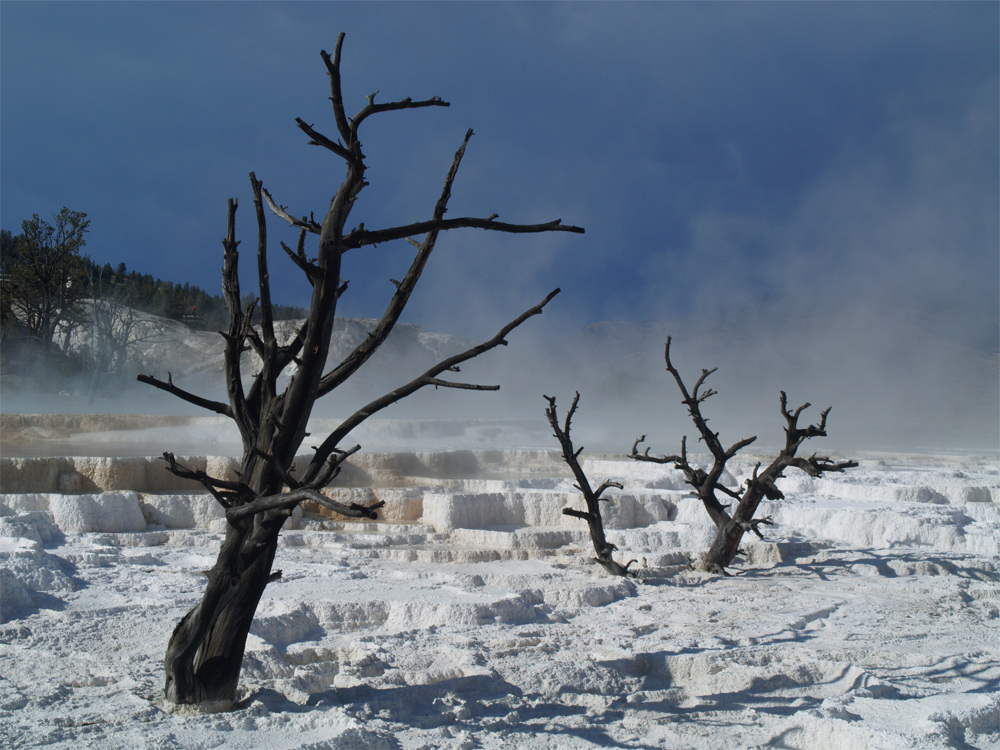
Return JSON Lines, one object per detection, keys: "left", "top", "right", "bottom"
{"left": 1, "top": 1, "right": 995, "bottom": 451}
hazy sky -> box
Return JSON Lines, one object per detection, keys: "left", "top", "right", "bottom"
{"left": 2, "top": 2, "right": 997, "bottom": 449}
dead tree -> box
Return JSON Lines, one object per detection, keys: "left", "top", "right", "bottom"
{"left": 545, "top": 393, "right": 636, "bottom": 577}
{"left": 631, "top": 337, "right": 856, "bottom": 574}
{"left": 86, "top": 277, "right": 155, "bottom": 402}
{"left": 136, "top": 34, "right": 583, "bottom": 705}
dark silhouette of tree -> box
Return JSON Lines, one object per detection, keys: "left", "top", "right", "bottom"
{"left": 3, "top": 209, "right": 90, "bottom": 360}
{"left": 137, "top": 33, "right": 583, "bottom": 705}
{"left": 0, "top": 230, "right": 19, "bottom": 341}
{"left": 631, "top": 338, "right": 857, "bottom": 573}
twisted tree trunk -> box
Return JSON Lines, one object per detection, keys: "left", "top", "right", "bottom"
{"left": 163, "top": 512, "right": 277, "bottom": 704}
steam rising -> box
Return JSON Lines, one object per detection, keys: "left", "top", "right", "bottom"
{"left": 2, "top": 287, "right": 995, "bottom": 456}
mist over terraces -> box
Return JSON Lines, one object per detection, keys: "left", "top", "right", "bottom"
{"left": 2, "top": 297, "right": 997, "bottom": 452}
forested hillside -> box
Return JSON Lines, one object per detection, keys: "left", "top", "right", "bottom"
{"left": 1, "top": 228, "right": 306, "bottom": 332}
{"left": 1, "top": 221, "right": 307, "bottom": 398}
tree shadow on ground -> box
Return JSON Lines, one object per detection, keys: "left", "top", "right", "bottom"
{"left": 731, "top": 547, "right": 999, "bottom": 582}
{"left": 245, "top": 672, "right": 639, "bottom": 748}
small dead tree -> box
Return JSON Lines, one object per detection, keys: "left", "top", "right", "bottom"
{"left": 87, "top": 278, "right": 155, "bottom": 402}
{"left": 137, "top": 34, "right": 583, "bottom": 705}
{"left": 545, "top": 393, "right": 636, "bottom": 577}
{"left": 631, "top": 338, "right": 857, "bottom": 574}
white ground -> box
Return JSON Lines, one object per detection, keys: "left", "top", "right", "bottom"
{"left": 1, "top": 420, "right": 998, "bottom": 749}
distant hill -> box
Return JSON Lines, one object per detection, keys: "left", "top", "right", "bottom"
{"left": 118, "top": 309, "right": 474, "bottom": 400}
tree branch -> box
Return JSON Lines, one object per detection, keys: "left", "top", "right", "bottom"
{"left": 343, "top": 216, "right": 585, "bottom": 249}
{"left": 316, "top": 130, "right": 475, "bottom": 397}
{"left": 350, "top": 94, "right": 450, "bottom": 139}
{"left": 321, "top": 34, "right": 352, "bottom": 145}
{"left": 563, "top": 508, "right": 595, "bottom": 522}
{"left": 309, "top": 444, "right": 362, "bottom": 489}
{"left": 295, "top": 118, "right": 354, "bottom": 162}
{"left": 260, "top": 187, "right": 324, "bottom": 234}
{"left": 630, "top": 341, "right": 746, "bottom": 531}
{"left": 249, "top": 174, "right": 281, "bottom": 412}
{"left": 227, "top": 488, "right": 384, "bottom": 522}
{"left": 629, "top": 435, "right": 682, "bottom": 465}
{"left": 594, "top": 479, "right": 624, "bottom": 500}
{"left": 219, "top": 199, "right": 256, "bottom": 444}
{"left": 137, "top": 373, "right": 232, "bottom": 418}
{"left": 280, "top": 231, "right": 320, "bottom": 283}
{"left": 158, "top": 452, "right": 249, "bottom": 509}
{"left": 425, "top": 378, "right": 500, "bottom": 391}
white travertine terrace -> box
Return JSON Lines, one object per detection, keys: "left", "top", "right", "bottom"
{"left": 1, "top": 418, "right": 997, "bottom": 748}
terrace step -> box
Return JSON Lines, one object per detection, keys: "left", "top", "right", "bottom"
{"left": 299, "top": 520, "right": 438, "bottom": 535}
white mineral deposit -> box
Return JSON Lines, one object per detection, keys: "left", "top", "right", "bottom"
{"left": 1, "top": 416, "right": 997, "bottom": 749}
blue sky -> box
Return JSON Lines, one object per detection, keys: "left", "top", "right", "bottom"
{"left": 2, "top": 2, "right": 998, "bottom": 448}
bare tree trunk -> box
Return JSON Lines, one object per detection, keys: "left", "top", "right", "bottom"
{"left": 158, "top": 452, "right": 381, "bottom": 703}
{"left": 138, "top": 33, "right": 583, "bottom": 704}
{"left": 164, "top": 516, "right": 275, "bottom": 703}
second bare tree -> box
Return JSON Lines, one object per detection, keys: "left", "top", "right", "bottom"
{"left": 632, "top": 338, "right": 857, "bottom": 573}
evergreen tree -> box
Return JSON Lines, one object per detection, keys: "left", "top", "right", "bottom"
{"left": 5, "top": 209, "right": 90, "bottom": 357}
